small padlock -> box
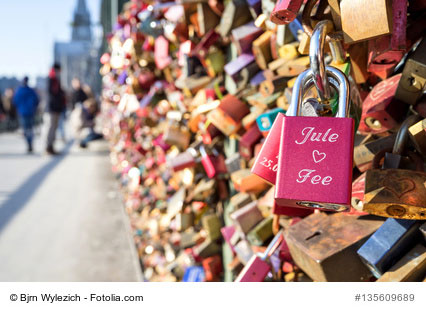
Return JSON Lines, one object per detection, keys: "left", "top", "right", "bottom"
{"left": 239, "top": 125, "right": 263, "bottom": 160}
{"left": 234, "top": 239, "right": 255, "bottom": 265}
{"left": 256, "top": 107, "right": 286, "bottom": 134}
{"left": 168, "top": 148, "right": 197, "bottom": 171}
{"left": 207, "top": 94, "right": 250, "bottom": 136}
{"left": 246, "top": 216, "right": 274, "bottom": 246}
{"left": 270, "top": 0, "right": 303, "bottom": 25}
{"left": 192, "top": 239, "right": 222, "bottom": 259}
{"left": 230, "top": 201, "right": 264, "bottom": 234}
{"left": 224, "top": 53, "right": 256, "bottom": 80}
{"left": 235, "top": 230, "right": 283, "bottom": 282}
{"left": 201, "top": 214, "right": 222, "bottom": 241}
{"left": 358, "top": 74, "right": 408, "bottom": 134}
{"left": 225, "top": 153, "right": 243, "bottom": 174}
{"left": 275, "top": 66, "right": 354, "bottom": 211}
{"left": 218, "top": 0, "right": 252, "bottom": 37}
{"left": 221, "top": 225, "right": 237, "bottom": 255}
{"left": 395, "top": 38, "right": 426, "bottom": 106}
{"left": 231, "top": 169, "right": 270, "bottom": 193}
{"left": 252, "top": 31, "right": 273, "bottom": 70}
{"left": 197, "top": 3, "right": 220, "bottom": 36}
{"left": 230, "top": 192, "right": 254, "bottom": 210}
{"left": 231, "top": 21, "right": 263, "bottom": 55}
{"left": 363, "top": 115, "right": 426, "bottom": 220}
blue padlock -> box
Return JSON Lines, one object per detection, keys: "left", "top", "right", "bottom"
{"left": 357, "top": 218, "right": 422, "bottom": 278}
{"left": 182, "top": 266, "right": 206, "bottom": 282}
{"left": 256, "top": 107, "right": 286, "bottom": 133}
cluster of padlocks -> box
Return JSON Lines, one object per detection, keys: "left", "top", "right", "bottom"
{"left": 100, "top": 0, "right": 426, "bottom": 282}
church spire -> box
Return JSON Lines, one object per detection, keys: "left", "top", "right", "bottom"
{"left": 71, "top": 0, "right": 92, "bottom": 42}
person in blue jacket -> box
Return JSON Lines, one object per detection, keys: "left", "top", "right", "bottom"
{"left": 12, "top": 77, "right": 39, "bottom": 153}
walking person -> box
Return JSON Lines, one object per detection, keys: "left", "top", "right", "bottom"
{"left": 46, "top": 63, "right": 66, "bottom": 155}
{"left": 12, "top": 77, "right": 40, "bottom": 153}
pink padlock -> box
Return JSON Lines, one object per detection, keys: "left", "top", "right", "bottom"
{"left": 235, "top": 230, "right": 283, "bottom": 282}
{"left": 275, "top": 67, "right": 354, "bottom": 212}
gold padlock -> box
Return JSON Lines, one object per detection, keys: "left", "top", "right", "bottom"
{"left": 363, "top": 116, "right": 426, "bottom": 219}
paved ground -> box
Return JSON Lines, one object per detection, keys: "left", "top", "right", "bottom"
{"left": 0, "top": 122, "right": 142, "bottom": 281}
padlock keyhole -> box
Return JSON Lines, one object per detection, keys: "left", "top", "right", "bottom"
{"left": 305, "top": 231, "right": 322, "bottom": 241}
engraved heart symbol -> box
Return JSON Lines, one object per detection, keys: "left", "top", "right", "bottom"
{"left": 312, "top": 150, "right": 326, "bottom": 163}
{"left": 383, "top": 177, "right": 416, "bottom": 199}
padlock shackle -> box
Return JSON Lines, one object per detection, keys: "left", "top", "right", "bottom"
{"left": 199, "top": 145, "right": 208, "bottom": 158}
{"left": 259, "top": 229, "right": 283, "bottom": 261}
{"left": 373, "top": 148, "right": 424, "bottom": 172}
{"left": 288, "top": 66, "right": 350, "bottom": 118}
{"left": 310, "top": 20, "right": 333, "bottom": 101}
{"left": 392, "top": 114, "right": 422, "bottom": 155}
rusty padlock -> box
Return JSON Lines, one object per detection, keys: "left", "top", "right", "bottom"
{"left": 363, "top": 115, "right": 426, "bottom": 219}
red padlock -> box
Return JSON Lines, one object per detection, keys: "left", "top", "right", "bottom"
{"left": 358, "top": 74, "right": 408, "bottom": 134}
{"left": 347, "top": 172, "right": 369, "bottom": 216}
{"left": 367, "top": 0, "right": 407, "bottom": 80}
{"left": 275, "top": 67, "right": 354, "bottom": 212}
{"left": 239, "top": 124, "right": 263, "bottom": 160}
{"left": 251, "top": 113, "right": 284, "bottom": 184}
{"left": 270, "top": 0, "right": 303, "bottom": 25}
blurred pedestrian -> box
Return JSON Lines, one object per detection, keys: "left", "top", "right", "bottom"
{"left": 76, "top": 97, "right": 103, "bottom": 148}
{"left": 46, "top": 63, "right": 66, "bottom": 155}
{"left": 2, "top": 88, "right": 18, "bottom": 130}
{"left": 71, "top": 78, "right": 88, "bottom": 110}
{"left": 12, "top": 77, "right": 40, "bottom": 153}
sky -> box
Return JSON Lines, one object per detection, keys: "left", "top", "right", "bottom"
{"left": 0, "top": 0, "right": 101, "bottom": 84}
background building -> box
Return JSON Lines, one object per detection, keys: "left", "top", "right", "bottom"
{"left": 54, "top": 0, "right": 101, "bottom": 95}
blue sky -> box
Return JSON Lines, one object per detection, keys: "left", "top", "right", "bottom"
{"left": 0, "top": 0, "right": 101, "bottom": 83}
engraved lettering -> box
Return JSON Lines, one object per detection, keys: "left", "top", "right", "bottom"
{"left": 311, "top": 175, "right": 321, "bottom": 184}
{"left": 322, "top": 128, "right": 331, "bottom": 142}
{"left": 295, "top": 127, "right": 339, "bottom": 144}
{"left": 322, "top": 176, "right": 332, "bottom": 185}
{"left": 296, "top": 169, "right": 315, "bottom": 183}
{"left": 295, "top": 127, "right": 314, "bottom": 144}
{"left": 329, "top": 133, "right": 339, "bottom": 142}
{"left": 311, "top": 132, "right": 321, "bottom": 141}
{"left": 296, "top": 169, "right": 333, "bottom": 185}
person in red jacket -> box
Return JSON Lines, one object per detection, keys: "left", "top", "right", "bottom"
{"left": 46, "top": 63, "right": 66, "bottom": 155}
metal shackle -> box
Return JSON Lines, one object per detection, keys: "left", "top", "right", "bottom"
{"left": 309, "top": 20, "right": 346, "bottom": 102}
{"left": 259, "top": 229, "right": 283, "bottom": 261}
{"left": 392, "top": 114, "right": 422, "bottom": 155}
{"left": 288, "top": 66, "right": 350, "bottom": 118}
